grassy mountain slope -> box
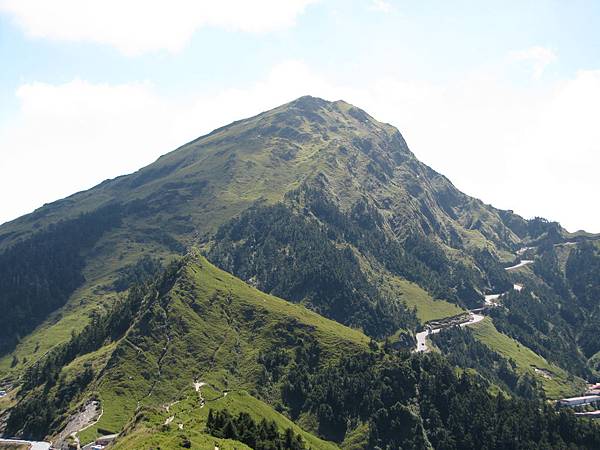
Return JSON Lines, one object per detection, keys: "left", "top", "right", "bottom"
{"left": 1, "top": 97, "right": 593, "bottom": 393}
{"left": 0, "top": 96, "right": 530, "bottom": 251}
{"left": 5, "top": 253, "right": 600, "bottom": 449}
{"left": 107, "top": 389, "right": 338, "bottom": 450}
{"left": 380, "top": 275, "right": 464, "bottom": 323}
{"left": 483, "top": 240, "right": 600, "bottom": 381}
{"left": 2, "top": 96, "right": 599, "bottom": 448}
{"left": 469, "top": 318, "right": 585, "bottom": 399}
{"left": 60, "top": 252, "right": 366, "bottom": 447}
{"left": 0, "top": 96, "right": 546, "bottom": 380}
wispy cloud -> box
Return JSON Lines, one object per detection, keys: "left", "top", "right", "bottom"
{"left": 509, "top": 46, "right": 558, "bottom": 79}
{"left": 370, "top": 0, "right": 393, "bottom": 13}
{"left": 0, "top": 0, "right": 319, "bottom": 55}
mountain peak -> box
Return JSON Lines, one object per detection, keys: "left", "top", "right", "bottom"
{"left": 286, "top": 95, "right": 332, "bottom": 111}
{"left": 283, "top": 95, "right": 374, "bottom": 121}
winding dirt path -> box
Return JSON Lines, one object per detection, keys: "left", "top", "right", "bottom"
{"left": 194, "top": 381, "right": 207, "bottom": 408}
{"left": 53, "top": 401, "right": 101, "bottom": 449}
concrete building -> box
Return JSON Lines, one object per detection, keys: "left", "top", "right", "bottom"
{"left": 575, "top": 410, "right": 600, "bottom": 418}
{"left": 585, "top": 383, "right": 600, "bottom": 395}
{"left": 558, "top": 395, "right": 600, "bottom": 407}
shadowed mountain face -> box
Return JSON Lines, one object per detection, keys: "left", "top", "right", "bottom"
{"left": 0, "top": 96, "right": 570, "bottom": 355}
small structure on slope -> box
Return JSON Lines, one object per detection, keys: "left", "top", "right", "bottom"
{"left": 558, "top": 395, "right": 600, "bottom": 408}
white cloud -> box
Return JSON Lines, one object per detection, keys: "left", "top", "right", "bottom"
{"left": 1, "top": 61, "right": 599, "bottom": 232}
{"left": 370, "top": 0, "right": 393, "bottom": 13}
{"left": 0, "top": 0, "right": 317, "bottom": 55}
{"left": 509, "top": 46, "right": 558, "bottom": 79}
{"left": 0, "top": 80, "right": 177, "bottom": 223}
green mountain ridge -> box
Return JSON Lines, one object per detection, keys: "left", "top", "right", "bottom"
{"left": 0, "top": 96, "right": 564, "bottom": 359}
{"left": 4, "top": 253, "right": 598, "bottom": 450}
{"left": 1, "top": 96, "right": 600, "bottom": 448}
{"left": 0, "top": 96, "right": 562, "bottom": 254}
{"left": 4, "top": 252, "right": 363, "bottom": 446}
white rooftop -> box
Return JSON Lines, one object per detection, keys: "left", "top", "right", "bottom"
{"left": 559, "top": 395, "right": 600, "bottom": 402}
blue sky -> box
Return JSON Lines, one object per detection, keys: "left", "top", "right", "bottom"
{"left": 1, "top": 0, "right": 599, "bottom": 231}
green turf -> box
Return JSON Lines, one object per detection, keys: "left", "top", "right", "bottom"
{"left": 470, "top": 318, "right": 586, "bottom": 399}
{"left": 77, "top": 252, "right": 367, "bottom": 446}
{"left": 382, "top": 275, "right": 464, "bottom": 323}
{"left": 110, "top": 389, "right": 338, "bottom": 450}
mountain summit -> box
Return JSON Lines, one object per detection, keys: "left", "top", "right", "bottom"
{"left": 0, "top": 96, "right": 526, "bottom": 249}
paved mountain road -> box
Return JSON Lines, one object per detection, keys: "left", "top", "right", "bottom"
{"left": 415, "top": 250, "right": 533, "bottom": 352}
{"left": 415, "top": 312, "right": 485, "bottom": 353}
{"left": 505, "top": 260, "right": 534, "bottom": 271}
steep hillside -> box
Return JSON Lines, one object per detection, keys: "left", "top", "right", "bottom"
{"left": 0, "top": 96, "right": 534, "bottom": 251}
{"left": 2, "top": 96, "right": 600, "bottom": 448}
{"left": 5, "top": 253, "right": 367, "bottom": 446}
{"left": 0, "top": 95, "right": 551, "bottom": 376}
{"left": 484, "top": 241, "right": 600, "bottom": 380}
{"left": 6, "top": 254, "right": 600, "bottom": 450}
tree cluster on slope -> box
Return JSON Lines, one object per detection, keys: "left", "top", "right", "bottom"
{"left": 209, "top": 202, "right": 417, "bottom": 338}
{"left": 260, "top": 339, "right": 600, "bottom": 450}
{"left": 0, "top": 204, "right": 123, "bottom": 355}
{"left": 486, "top": 242, "right": 600, "bottom": 379}
{"left": 294, "top": 186, "right": 483, "bottom": 307}
{"left": 206, "top": 408, "right": 307, "bottom": 450}
{"left": 489, "top": 287, "right": 591, "bottom": 379}
{"left": 209, "top": 185, "right": 499, "bottom": 338}
{"left": 112, "top": 255, "right": 163, "bottom": 292}
{"left": 431, "top": 326, "right": 542, "bottom": 399}
{"left": 566, "top": 242, "right": 600, "bottom": 360}
{"left": 5, "top": 260, "right": 183, "bottom": 439}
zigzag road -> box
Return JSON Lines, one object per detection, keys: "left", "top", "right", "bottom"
{"left": 414, "top": 256, "right": 533, "bottom": 353}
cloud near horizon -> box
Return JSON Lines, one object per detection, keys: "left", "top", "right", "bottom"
{"left": 0, "top": 0, "right": 318, "bottom": 55}
{"left": 1, "top": 59, "right": 599, "bottom": 233}
{"left": 509, "top": 46, "right": 558, "bottom": 80}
